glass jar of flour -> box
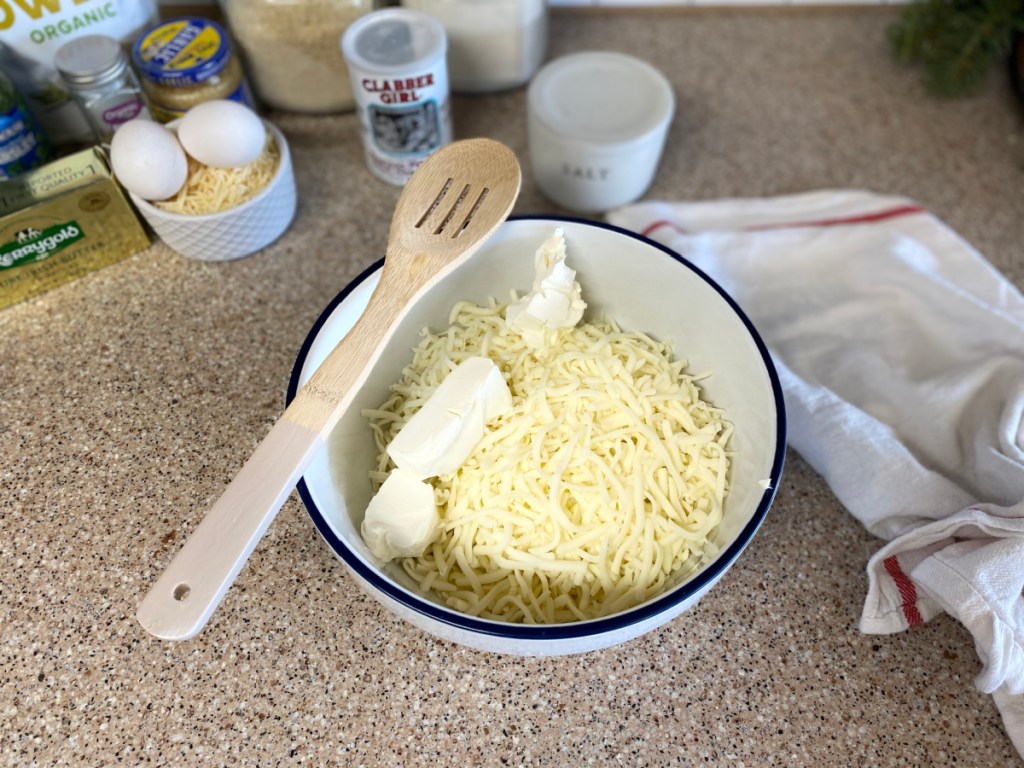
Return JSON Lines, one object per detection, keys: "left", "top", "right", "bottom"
{"left": 400, "top": 0, "right": 547, "bottom": 93}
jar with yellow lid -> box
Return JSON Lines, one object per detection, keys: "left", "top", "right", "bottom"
{"left": 223, "top": 0, "right": 378, "bottom": 113}
{"left": 131, "top": 17, "right": 255, "bottom": 123}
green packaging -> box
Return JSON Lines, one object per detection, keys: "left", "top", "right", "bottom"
{"left": 0, "top": 146, "right": 150, "bottom": 310}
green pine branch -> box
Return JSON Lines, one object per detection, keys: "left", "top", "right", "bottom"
{"left": 889, "top": 0, "right": 1024, "bottom": 96}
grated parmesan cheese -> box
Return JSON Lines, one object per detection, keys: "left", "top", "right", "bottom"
{"left": 365, "top": 295, "right": 733, "bottom": 625}
{"left": 155, "top": 132, "right": 280, "bottom": 216}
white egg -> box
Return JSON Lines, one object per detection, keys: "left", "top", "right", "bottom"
{"left": 109, "top": 119, "right": 189, "bottom": 201}
{"left": 177, "top": 101, "right": 266, "bottom": 169}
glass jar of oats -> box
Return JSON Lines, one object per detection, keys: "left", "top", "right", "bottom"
{"left": 223, "top": 0, "right": 379, "bottom": 113}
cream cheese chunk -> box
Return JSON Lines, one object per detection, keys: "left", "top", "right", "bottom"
{"left": 387, "top": 356, "right": 513, "bottom": 479}
{"left": 506, "top": 228, "right": 586, "bottom": 347}
{"left": 360, "top": 467, "right": 440, "bottom": 561}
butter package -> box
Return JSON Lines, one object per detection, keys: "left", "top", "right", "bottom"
{"left": 0, "top": 147, "right": 150, "bottom": 310}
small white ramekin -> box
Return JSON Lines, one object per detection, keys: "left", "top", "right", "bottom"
{"left": 130, "top": 120, "right": 297, "bottom": 262}
{"left": 528, "top": 52, "right": 675, "bottom": 213}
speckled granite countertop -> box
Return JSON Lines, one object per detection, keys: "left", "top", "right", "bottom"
{"left": 2, "top": 7, "right": 1022, "bottom": 766}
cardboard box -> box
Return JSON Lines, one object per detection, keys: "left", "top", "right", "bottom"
{"left": 0, "top": 147, "right": 151, "bottom": 310}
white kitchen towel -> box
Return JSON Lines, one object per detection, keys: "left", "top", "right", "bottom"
{"left": 607, "top": 190, "right": 1024, "bottom": 756}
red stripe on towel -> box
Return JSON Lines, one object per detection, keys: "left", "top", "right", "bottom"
{"left": 641, "top": 220, "right": 687, "bottom": 237}
{"left": 883, "top": 555, "right": 924, "bottom": 628}
{"left": 639, "top": 204, "right": 926, "bottom": 239}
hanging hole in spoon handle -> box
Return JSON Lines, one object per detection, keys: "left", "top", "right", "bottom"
{"left": 137, "top": 419, "right": 324, "bottom": 640}
{"left": 136, "top": 138, "right": 521, "bottom": 641}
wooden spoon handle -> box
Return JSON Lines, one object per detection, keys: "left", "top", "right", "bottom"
{"left": 137, "top": 261, "right": 424, "bottom": 640}
{"left": 137, "top": 138, "right": 522, "bottom": 641}
{"left": 284, "top": 260, "right": 425, "bottom": 435}
{"left": 136, "top": 417, "right": 322, "bottom": 640}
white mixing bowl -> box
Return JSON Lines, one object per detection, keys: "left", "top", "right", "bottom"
{"left": 288, "top": 217, "right": 786, "bottom": 655}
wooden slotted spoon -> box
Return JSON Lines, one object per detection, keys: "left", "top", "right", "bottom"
{"left": 138, "top": 138, "right": 522, "bottom": 640}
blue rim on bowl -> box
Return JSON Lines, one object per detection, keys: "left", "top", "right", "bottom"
{"left": 286, "top": 215, "right": 787, "bottom": 642}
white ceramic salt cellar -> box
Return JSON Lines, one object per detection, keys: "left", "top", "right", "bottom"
{"left": 527, "top": 51, "right": 675, "bottom": 213}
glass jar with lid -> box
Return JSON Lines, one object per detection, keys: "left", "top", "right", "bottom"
{"left": 55, "top": 34, "right": 151, "bottom": 144}
{"left": 400, "top": 0, "right": 547, "bottom": 93}
{"left": 131, "top": 17, "right": 255, "bottom": 123}
{"left": 223, "top": 0, "right": 379, "bottom": 113}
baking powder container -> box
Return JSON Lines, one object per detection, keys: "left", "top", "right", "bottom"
{"left": 341, "top": 8, "right": 452, "bottom": 185}
{"left": 527, "top": 52, "right": 675, "bottom": 213}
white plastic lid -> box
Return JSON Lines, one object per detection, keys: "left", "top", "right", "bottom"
{"left": 528, "top": 52, "right": 675, "bottom": 149}
{"left": 341, "top": 8, "right": 447, "bottom": 74}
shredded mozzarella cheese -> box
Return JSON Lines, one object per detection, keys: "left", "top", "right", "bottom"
{"left": 364, "top": 298, "right": 732, "bottom": 624}
{"left": 155, "top": 132, "right": 280, "bottom": 215}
